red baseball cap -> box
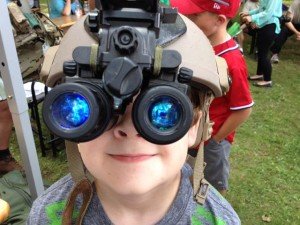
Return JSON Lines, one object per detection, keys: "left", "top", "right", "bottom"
{"left": 170, "top": 0, "right": 241, "bottom": 18}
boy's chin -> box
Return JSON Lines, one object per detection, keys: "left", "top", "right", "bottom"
{"left": 113, "top": 185, "right": 157, "bottom": 197}
{"left": 107, "top": 177, "right": 178, "bottom": 197}
{"left": 95, "top": 170, "right": 181, "bottom": 197}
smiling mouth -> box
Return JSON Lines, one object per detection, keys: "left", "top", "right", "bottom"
{"left": 109, "top": 154, "right": 155, "bottom": 163}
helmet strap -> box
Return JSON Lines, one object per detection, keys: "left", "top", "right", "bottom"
{"left": 186, "top": 92, "right": 214, "bottom": 205}
{"left": 62, "top": 141, "right": 94, "bottom": 225}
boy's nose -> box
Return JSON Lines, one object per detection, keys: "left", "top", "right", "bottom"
{"left": 113, "top": 103, "right": 141, "bottom": 139}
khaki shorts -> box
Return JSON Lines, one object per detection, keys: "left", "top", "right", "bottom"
{"left": 0, "top": 77, "right": 7, "bottom": 101}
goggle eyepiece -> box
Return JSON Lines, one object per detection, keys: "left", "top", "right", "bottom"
{"left": 148, "top": 96, "right": 181, "bottom": 131}
{"left": 133, "top": 86, "right": 193, "bottom": 144}
{"left": 51, "top": 93, "right": 90, "bottom": 129}
{"left": 43, "top": 83, "right": 193, "bottom": 145}
{"left": 43, "top": 83, "right": 113, "bottom": 142}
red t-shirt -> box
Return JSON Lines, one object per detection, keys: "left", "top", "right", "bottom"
{"left": 210, "top": 38, "right": 254, "bottom": 143}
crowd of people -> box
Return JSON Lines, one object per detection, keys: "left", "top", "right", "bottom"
{"left": 49, "top": 0, "right": 96, "bottom": 18}
{"left": 49, "top": 0, "right": 83, "bottom": 18}
{"left": 1, "top": 0, "right": 299, "bottom": 224}
{"left": 242, "top": 0, "right": 283, "bottom": 87}
{"left": 239, "top": 0, "right": 300, "bottom": 87}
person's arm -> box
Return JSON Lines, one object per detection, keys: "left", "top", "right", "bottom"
{"left": 285, "top": 22, "right": 300, "bottom": 39}
{"left": 248, "top": 8, "right": 259, "bottom": 16}
{"left": 245, "top": 1, "right": 281, "bottom": 27}
{"left": 89, "top": 0, "right": 96, "bottom": 10}
{"left": 212, "top": 108, "right": 252, "bottom": 143}
{"left": 62, "top": 0, "right": 72, "bottom": 16}
{"left": 212, "top": 62, "right": 253, "bottom": 143}
{"left": 49, "top": 0, "right": 65, "bottom": 17}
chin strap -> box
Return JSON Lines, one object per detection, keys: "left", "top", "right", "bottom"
{"left": 62, "top": 141, "right": 94, "bottom": 225}
{"left": 187, "top": 56, "right": 230, "bottom": 204}
{"left": 186, "top": 92, "right": 214, "bottom": 205}
{"left": 62, "top": 42, "right": 100, "bottom": 224}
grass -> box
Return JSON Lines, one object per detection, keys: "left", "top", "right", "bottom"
{"left": 226, "top": 36, "right": 300, "bottom": 224}
{"left": 7, "top": 4, "right": 300, "bottom": 224}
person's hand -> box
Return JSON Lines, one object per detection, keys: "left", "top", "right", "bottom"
{"left": 211, "top": 136, "right": 221, "bottom": 144}
{"left": 250, "top": 22, "right": 258, "bottom": 29}
{"left": 296, "top": 33, "right": 300, "bottom": 40}
{"left": 0, "top": 199, "right": 10, "bottom": 223}
{"left": 239, "top": 12, "right": 249, "bottom": 18}
{"left": 242, "top": 15, "right": 252, "bottom": 24}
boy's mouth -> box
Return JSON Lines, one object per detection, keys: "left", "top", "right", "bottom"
{"left": 108, "top": 154, "right": 156, "bottom": 163}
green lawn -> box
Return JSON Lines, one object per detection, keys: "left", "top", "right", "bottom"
{"left": 227, "top": 36, "right": 300, "bottom": 224}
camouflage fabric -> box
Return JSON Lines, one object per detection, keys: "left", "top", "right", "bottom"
{"left": 7, "top": 1, "right": 62, "bottom": 79}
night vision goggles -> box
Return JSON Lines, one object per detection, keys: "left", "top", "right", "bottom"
{"left": 42, "top": 0, "right": 229, "bottom": 145}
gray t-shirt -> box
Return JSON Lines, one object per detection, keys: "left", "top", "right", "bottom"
{"left": 27, "top": 164, "right": 240, "bottom": 225}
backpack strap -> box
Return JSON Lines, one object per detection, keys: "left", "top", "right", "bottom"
{"left": 62, "top": 178, "right": 93, "bottom": 225}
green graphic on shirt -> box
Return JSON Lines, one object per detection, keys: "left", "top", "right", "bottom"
{"left": 45, "top": 200, "right": 79, "bottom": 225}
{"left": 160, "top": 0, "right": 170, "bottom": 6}
{"left": 192, "top": 205, "right": 226, "bottom": 225}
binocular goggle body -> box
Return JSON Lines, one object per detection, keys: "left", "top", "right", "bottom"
{"left": 42, "top": 1, "right": 197, "bottom": 145}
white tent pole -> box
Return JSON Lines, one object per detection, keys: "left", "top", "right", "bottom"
{"left": 0, "top": 1, "right": 44, "bottom": 199}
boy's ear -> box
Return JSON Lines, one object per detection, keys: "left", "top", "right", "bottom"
{"left": 216, "top": 14, "right": 227, "bottom": 26}
{"left": 188, "top": 110, "right": 202, "bottom": 148}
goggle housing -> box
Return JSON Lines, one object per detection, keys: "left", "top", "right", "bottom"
{"left": 42, "top": 0, "right": 196, "bottom": 144}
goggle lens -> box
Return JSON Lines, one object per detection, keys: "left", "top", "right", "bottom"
{"left": 51, "top": 93, "right": 90, "bottom": 129}
{"left": 149, "top": 97, "right": 180, "bottom": 131}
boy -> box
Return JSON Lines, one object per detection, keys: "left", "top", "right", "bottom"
{"left": 171, "top": 0, "right": 254, "bottom": 195}
{"left": 27, "top": 5, "right": 240, "bottom": 225}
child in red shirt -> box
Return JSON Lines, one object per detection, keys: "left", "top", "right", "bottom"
{"left": 171, "top": 0, "right": 254, "bottom": 195}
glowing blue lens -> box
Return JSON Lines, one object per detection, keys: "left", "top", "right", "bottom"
{"left": 149, "top": 97, "right": 181, "bottom": 131}
{"left": 51, "top": 93, "right": 90, "bottom": 129}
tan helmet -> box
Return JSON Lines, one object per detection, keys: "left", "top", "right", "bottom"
{"left": 42, "top": 13, "right": 229, "bottom": 224}
{"left": 44, "top": 15, "right": 229, "bottom": 96}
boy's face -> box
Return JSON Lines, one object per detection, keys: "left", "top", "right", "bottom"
{"left": 187, "top": 11, "right": 220, "bottom": 38}
{"left": 78, "top": 102, "right": 200, "bottom": 197}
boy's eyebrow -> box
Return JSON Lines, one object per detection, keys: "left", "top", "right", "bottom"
{"left": 213, "top": 0, "right": 230, "bottom": 7}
